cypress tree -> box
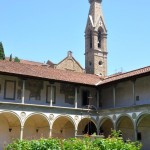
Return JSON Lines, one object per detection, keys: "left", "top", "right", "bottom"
{"left": 9, "top": 54, "right": 12, "bottom": 61}
{"left": 0, "top": 42, "right": 5, "bottom": 60}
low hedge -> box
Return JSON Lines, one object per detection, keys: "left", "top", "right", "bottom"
{"left": 5, "top": 131, "right": 142, "bottom": 150}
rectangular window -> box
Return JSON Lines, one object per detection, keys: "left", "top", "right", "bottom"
{"left": 46, "top": 85, "right": 56, "bottom": 104}
{"left": 82, "top": 90, "right": 90, "bottom": 106}
{"left": 4, "top": 80, "right": 16, "bottom": 100}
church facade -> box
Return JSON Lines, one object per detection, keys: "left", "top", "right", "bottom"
{"left": 0, "top": 0, "right": 149, "bottom": 150}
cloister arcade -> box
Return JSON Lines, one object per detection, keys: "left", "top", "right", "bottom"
{"left": 0, "top": 111, "right": 149, "bottom": 150}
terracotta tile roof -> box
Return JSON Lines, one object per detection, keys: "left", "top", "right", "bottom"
{"left": 1, "top": 60, "right": 150, "bottom": 86}
{"left": 20, "top": 59, "right": 44, "bottom": 66}
{"left": 0, "top": 60, "right": 101, "bottom": 86}
{"left": 6, "top": 57, "right": 44, "bottom": 66}
{"left": 99, "top": 66, "right": 150, "bottom": 85}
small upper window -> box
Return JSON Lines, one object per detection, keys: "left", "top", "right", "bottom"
{"left": 89, "top": 61, "right": 92, "bottom": 66}
{"left": 99, "top": 61, "right": 103, "bottom": 66}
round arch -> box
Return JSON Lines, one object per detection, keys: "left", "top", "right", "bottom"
{"left": 51, "top": 115, "right": 76, "bottom": 129}
{"left": 99, "top": 116, "right": 114, "bottom": 138}
{"left": 116, "top": 114, "right": 134, "bottom": 141}
{"left": 136, "top": 112, "right": 150, "bottom": 126}
{"left": 77, "top": 117, "right": 97, "bottom": 135}
{"left": 0, "top": 111, "right": 21, "bottom": 149}
{"left": 98, "top": 26, "right": 104, "bottom": 33}
{"left": 23, "top": 113, "right": 50, "bottom": 140}
{"left": 51, "top": 115, "right": 75, "bottom": 139}
{"left": 136, "top": 112, "right": 150, "bottom": 150}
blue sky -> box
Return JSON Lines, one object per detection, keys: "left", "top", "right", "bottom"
{"left": 0, "top": 0, "right": 150, "bottom": 75}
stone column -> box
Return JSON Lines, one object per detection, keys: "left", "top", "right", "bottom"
{"left": 49, "top": 128, "right": 52, "bottom": 138}
{"left": 114, "top": 121, "right": 117, "bottom": 131}
{"left": 134, "top": 122, "right": 137, "bottom": 141}
{"left": 101, "top": 33, "right": 107, "bottom": 52}
{"left": 20, "top": 126, "right": 24, "bottom": 141}
{"left": 50, "top": 85, "right": 53, "bottom": 107}
{"left": 96, "top": 126, "right": 99, "bottom": 135}
{"left": 75, "top": 129, "right": 78, "bottom": 137}
{"left": 113, "top": 86, "right": 116, "bottom": 108}
{"left": 22, "top": 80, "right": 25, "bottom": 104}
{"left": 75, "top": 87, "right": 78, "bottom": 109}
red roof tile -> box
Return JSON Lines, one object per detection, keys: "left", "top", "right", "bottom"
{"left": 0, "top": 60, "right": 101, "bottom": 86}
{"left": 99, "top": 66, "right": 150, "bottom": 85}
{"left": 1, "top": 60, "right": 150, "bottom": 86}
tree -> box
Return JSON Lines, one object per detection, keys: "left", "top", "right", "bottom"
{"left": 0, "top": 42, "right": 5, "bottom": 60}
{"left": 9, "top": 54, "right": 12, "bottom": 61}
{"left": 14, "top": 57, "right": 20, "bottom": 63}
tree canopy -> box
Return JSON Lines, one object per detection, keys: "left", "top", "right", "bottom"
{"left": 0, "top": 42, "right": 5, "bottom": 60}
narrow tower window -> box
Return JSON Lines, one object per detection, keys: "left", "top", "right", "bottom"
{"left": 90, "top": 31, "right": 92, "bottom": 48}
{"left": 98, "top": 31, "right": 101, "bottom": 48}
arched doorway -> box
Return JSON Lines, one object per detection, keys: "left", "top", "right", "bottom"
{"left": 0, "top": 112, "right": 21, "bottom": 150}
{"left": 137, "top": 114, "right": 150, "bottom": 150}
{"left": 23, "top": 114, "right": 50, "bottom": 140}
{"left": 52, "top": 116, "right": 75, "bottom": 139}
{"left": 99, "top": 118, "right": 114, "bottom": 138}
{"left": 116, "top": 116, "right": 134, "bottom": 141}
{"left": 77, "top": 118, "right": 97, "bottom": 135}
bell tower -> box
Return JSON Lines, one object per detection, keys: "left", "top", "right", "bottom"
{"left": 85, "top": 0, "right": 107, "bottom": 77}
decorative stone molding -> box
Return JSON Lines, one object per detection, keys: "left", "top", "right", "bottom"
{"left": 74, "top": 115, "right": 79, "bottom": 121}
{"left": 113, "top": 115, "right": 117, "bottom": 121}
{"left": 96, "top": 116, "right": 99, "bottom": 122}
{"left": 132, "top": 113, "right": 137, "bottom": 119}
{"left": 20, "top": 112, "right": 26, "bottom": 119}
{"left": 49, "top": 114, "right": 54, "bottom": 120}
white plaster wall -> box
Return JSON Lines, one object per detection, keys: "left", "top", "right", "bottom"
{"left": 53, "top": 83, "right": 74, "bottom": 108}
{"left": 101, "top": 87, "right": 113, "bottom": 108}
{"left": 135, "top": 76, "right": 150, "bottom": 105}
{"left": 116, "top": 81, "right": 133, "bottom": 107}
{"left": 24, "top": 80, "right": 47, "bottom": 105}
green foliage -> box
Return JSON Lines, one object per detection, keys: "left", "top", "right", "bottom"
{"left": 5, "top": 131, "right": 142, "bottom": 150}
{"left": 14, "top": 56, "right": 20, "bottom": 62}
{"left": 0, "top": 42, "right": 5, "bottom": 60}
{"left": 9, "top": 54, "right": 12, "bottom": 61}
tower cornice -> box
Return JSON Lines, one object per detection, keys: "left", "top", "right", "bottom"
{"left": 89, "top": 0, "right": 102, "bottom": 4}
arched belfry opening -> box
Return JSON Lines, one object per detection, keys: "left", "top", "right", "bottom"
{"left": 90, "top": 30, "right": 93, "bottom": 49}
{"left": 98, "top": 30, "right": 101, "bottom": 48}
